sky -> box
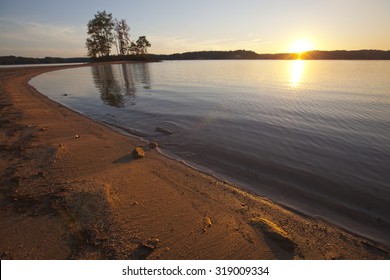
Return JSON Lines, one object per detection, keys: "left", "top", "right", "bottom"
{"left": 0, "top": 0, "right": 389, "bottom": 57}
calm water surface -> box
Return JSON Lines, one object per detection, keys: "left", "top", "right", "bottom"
{"left": 30, "top": 60, "right": 390, "bottom": 247}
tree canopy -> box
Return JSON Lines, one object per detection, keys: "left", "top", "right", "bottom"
{"left": 115, "top": 19, "right": 131, "bottom": 55}
{"left": 86, "top": 11, "right": 115, "bottom": 58}
{"left": 136, "top": 36, "right": 151, "bottom": 55}
{"left": 86, "top": 11, "right": 151, "bottom": 59}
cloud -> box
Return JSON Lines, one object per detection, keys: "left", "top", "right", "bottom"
{"left": 0, "top": 17, "right": 86, "bottom": 57}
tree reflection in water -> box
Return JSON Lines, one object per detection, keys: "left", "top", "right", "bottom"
{"left": 91, "top": 63, "right": 151, "bottom": 108}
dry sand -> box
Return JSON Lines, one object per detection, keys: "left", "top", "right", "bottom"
{"left": 0, "top": 65, "right": 389, "bottom": 260}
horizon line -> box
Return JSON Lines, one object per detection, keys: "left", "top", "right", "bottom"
{"left": 1, "top": 48, "right": 390, "bottom": 59}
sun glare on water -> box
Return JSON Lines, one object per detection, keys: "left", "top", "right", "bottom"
{"left": 290, "top": 59, "right": 304, "bottom": 87}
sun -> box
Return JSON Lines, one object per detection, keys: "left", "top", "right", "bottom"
{"left": 289, "top": 40, "right": 313, "bottom": 54}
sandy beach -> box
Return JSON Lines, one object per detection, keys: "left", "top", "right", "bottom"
{"left": 0, "top": 64, "right": 388, "bottom": 260}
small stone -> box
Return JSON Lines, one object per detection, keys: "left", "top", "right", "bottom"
{"left": 249, "top": 217, "right": 296, "bottom": 249}
{"left": 94, "top": 239, "right": 102, "bottom": 246}
{"left": 203, "top": 216, "right": 212, "bottom": 232}
{"left": 143, "top": 238, "right": 160, "bottom": 249}
{"left": 149, "top": 142, "right": 158, "bottom": 149}
{"left": 132, "top": 147, "right": 145, "bottom": 158}
{"left": 75, "top": 135, "right": 80, "bottom": 139}
{"left": 155, "top": 127, "right": 173, "bottom": 135}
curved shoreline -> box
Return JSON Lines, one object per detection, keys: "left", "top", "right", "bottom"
{"left": 0, "top": 64, "right": 388, "bottom": 259}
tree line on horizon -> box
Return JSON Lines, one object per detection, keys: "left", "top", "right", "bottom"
{"left": 151, "top": 49, "right": 390, "bottom": 60}
{"left": 1, "top": 50, "right": 390, "bottom": 65}
{"left": 85, "top": 10, "right": 151, "bottom": 59}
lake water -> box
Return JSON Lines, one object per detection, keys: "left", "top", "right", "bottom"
{"left": 30, "top": 60, "right": 390, "bottom": 248}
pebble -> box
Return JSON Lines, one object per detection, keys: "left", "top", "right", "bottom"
{"left": 149, "top": 142, "right": 158, "bottom": 149}
{"left": 132, "top": 147, "right": 145, "bottom": 158}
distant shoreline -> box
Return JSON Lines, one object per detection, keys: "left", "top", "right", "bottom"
{"left": 1, "top": 49, "right": 390, "bottom": 65}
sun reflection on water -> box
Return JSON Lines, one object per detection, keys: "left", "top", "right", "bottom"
{"left": 290, "top": 59, "right": 304, "bottom": 87}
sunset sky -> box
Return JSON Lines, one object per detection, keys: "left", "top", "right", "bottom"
{"left": 1, "top": 0, "right": 389, "bottom": 57}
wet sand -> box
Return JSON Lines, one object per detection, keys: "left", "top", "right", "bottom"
{"left": 0, "top": 64, "right": 388, "bottom": 259}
